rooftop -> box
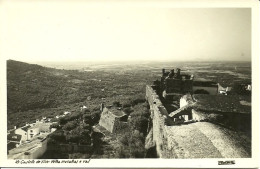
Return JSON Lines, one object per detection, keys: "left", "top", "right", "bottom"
{"left": 7, "top": 133, "right": 22, "bottom": 142}
{"left": 20, "top": 126, "right": 31, "bottom": 132}
{"left": 107, "top": 107, "right": 126, "bottom": 117}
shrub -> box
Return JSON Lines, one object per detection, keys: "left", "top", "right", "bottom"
{"left": 129, "top": 116, "right": 149, "bottom": 135}
{"left": 65, "top": 126, "right": 92, "bottom": 145}
{"left": 62, "top": 120, "right": 77, "bottom": 131}
{"left": 113, "top": 101, "right": 121, "bottom": 107}
{"left": 130, "top": 98, "right": 146, "bottom": 106}
{"left": 122, "top": 103, "right": 131, "bottom": 108}
{"left": 49, "top": 130, "right": 66, "bottom": 143}
{"left": 116, "top": 130, "right": 146, "bottom": 158}
{"left": 123, "top": 107, "right": 134, "bottom": 115}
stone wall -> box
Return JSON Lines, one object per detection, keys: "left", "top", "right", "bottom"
{"left": 8, "top": 138, "right": 48, "bottom": 159}
{"left": 99, "top": 108, "right": 117, "bottom": 133}
{"left": 99, "top": 107, "right": 128, "bottom": 133}
{"left": 145, "top": 85, "right": 172, "bottom": 158}
{"left": 113, "top": 120, "right": 128, "bottom": 133}
{"left": 146, "top": 85, "right": 206, "bottom": 158}
{"left": 146, "top": 85, "right": 251, "bottom": 158}
{"left": 48, "top": 143, "right": 93, "bottom": 154}
{"left": 22, "top": 139, "right": 47, "bottom": 159}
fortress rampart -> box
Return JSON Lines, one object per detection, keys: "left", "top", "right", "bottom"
{"left": 145, "top": 85, "right": 175, "bottom": 158}
{"left": 145, "top": 84, "right": 251, "bottom": 158}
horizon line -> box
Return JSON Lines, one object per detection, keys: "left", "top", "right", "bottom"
{"left": 7, "top": 59, "right": 252, "bottom": 64}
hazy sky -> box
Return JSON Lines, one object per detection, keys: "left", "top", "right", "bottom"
{"left": 0, "top": 1, "right": 251, "bottom": 62}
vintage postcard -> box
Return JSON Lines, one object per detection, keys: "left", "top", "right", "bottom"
{"left": 0, "top": 0, "right": 259, "bottom": 168}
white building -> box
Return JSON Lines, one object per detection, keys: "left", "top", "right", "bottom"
{"left": 27, "top": 126, "right": 40, "bottom": 140}
{"left": 14, "top": 126, "right": 31, "bottom": 141}
{"left": 64, "top": 111, "right": 71, "bottom": 115}
{"left": 14, "top": 121, "right": 53, "bottom": 141}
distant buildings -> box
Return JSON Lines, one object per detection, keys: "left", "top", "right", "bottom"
{"left": 14, "top": 126, "right": 31, "bottom": 141}
{"left": 64, "top": 111, "right": 71, "bottom": 115}
{"left": 151, "top": 68, "right": 251, "bottom": 124}
{"left": 80, "top": 105, "right": 88, "bottom": 111}
{"left": 7, "top": 116, "right": 57, "bottom": 154}
{"left": 56, "top": 111, "right": 72, "bottom": 119}
{"left": 218, "top": 83, "right": 232, "bottom": 95}
{"left": 13, "top": 118, "right": 55, "bottom": 142}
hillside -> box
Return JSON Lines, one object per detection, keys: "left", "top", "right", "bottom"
{"left": 7, "top": 60, "right": 84, "bottom": 112}
{"left": 7, "top": 60, "right": 157, "bottom": 129}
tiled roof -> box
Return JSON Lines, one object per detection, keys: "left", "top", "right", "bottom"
{"left": 20, "top": 125, "right": 31, "bottom": 132}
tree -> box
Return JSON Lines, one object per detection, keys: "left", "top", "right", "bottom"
{"left": 83, "top": 113, "right": 92, "bottom": 125}
{"left": 131, "top": 98, "right": 146, "bottom": 106}
{"left": 62, "top": 120, "right": 77, "bottom": 131}
{"left": 123, "top": 107, "right": 133, "bottom": 115}
{"left": 49, "top": 130, "right": 66, "bottom": 143}
{"left": 122, "top": 103, "right": 131, "bottom": 108}
{"left": 113, "top": 101, "right": 121, "bottom": 107}
{"left": 129, "top": 115, "right": 149, "bottom": 135}
{"left": 66, "top": 126, "right": 92, "bottom": 145}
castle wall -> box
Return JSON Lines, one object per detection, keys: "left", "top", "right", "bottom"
{"left": 99, "top": 108, "right": 128, "bottom": 133}
{"left": 146, "top": 85, "right": 211, "bottom": 158}
{"left": 98, "top": 108, "right": 117, "bottom": 133}
{"left": 22, "top": 139, "right": 47, "bottom": 159}
{"left": 146, "top": 85, "right": 174, "bottom": 158}
{"left": 113, "top": 120, "right": 128, "bottom": 133}
{"left": 151, "top": 105, "right": 168, "bottom": 157}
{"left": 146, "top": 85, "right": 251, "bottom": 158}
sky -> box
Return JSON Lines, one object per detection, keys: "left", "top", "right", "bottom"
{"left": 0, "top": 1, "right": 251, "bottom": 63}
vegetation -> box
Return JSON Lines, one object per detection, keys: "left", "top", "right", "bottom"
{"left": 115, "top": 130, "right": 146, "bottom": 158}
{"left": 113, "top": 102, "right": 150, "bottom": 158}
{"left": 7, "top": 60, "right": 251, "bottom": 158}
{"left": 7, "top": 60, "right": 157, "bottom": 129}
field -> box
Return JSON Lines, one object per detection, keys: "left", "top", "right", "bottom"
{"left": 7, "top": 60, "right": 251, "bottom": 129}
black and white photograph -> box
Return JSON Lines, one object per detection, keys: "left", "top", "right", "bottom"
{"left": 0, "top": 0, "right": 259, "bottom": 168}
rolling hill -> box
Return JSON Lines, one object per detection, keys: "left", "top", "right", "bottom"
{"left": 7, "top": 60, "right": 155, "bottom": 129}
